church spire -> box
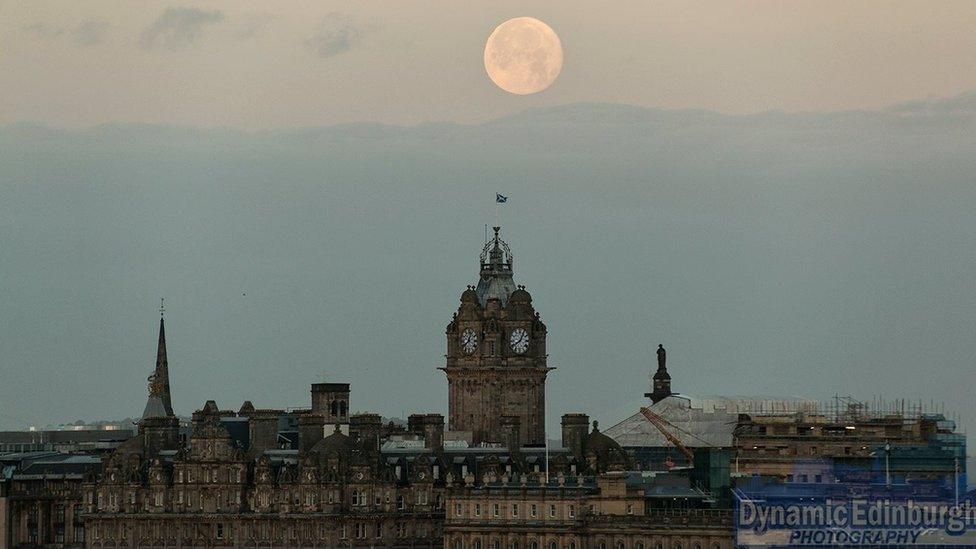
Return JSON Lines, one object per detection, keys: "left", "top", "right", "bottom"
{"left": 142, "top": 301, "right": 174, "bottom": 419}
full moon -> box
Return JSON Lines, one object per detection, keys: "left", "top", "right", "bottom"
{"left": 484, "top": 17, "right": 563, "bottom": 95}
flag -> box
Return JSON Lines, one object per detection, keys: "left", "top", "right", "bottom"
{"left": 496, "top": 193, "right": 508, "bottom": 203}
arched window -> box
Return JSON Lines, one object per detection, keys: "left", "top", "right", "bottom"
{"left": 531, "top": 541, "right": 539, "bottom": 549}
{"left": 673, "top": 543, "right": 682, "bottom": 549}
{"left": 549, "top": 542, "right": 558, "bottom": 549}
{"left": 600, "top": 542, "right": 608, "bottom": 549}
{"left": 617, "top": 543, "right": 626, "bottom": 549}
{"left": 636, "top": 543, "right": 644, "bottom": 549}
{"left": 474, "top": 540, "right": 482, "bottom": 549}
{"left": 493, "top": 539, "right": 501, "bottom": 549}
{"left": 693, "top": 544, "right": 702, "bottom": 549}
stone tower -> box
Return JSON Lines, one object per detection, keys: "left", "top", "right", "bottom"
{"left": 440, "top": 227, "right": 553, "bottom": 446}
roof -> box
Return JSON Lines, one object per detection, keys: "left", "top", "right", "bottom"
{"left": 603, "top": 395, "right": 739, "bottom": 449}
{"left": 9, "top": 453, "right": 101, "bottom": 479}
{"left": 604, "top": 393, "right": 820, "bottom": 449}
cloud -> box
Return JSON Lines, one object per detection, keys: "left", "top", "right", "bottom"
{"left": 140, "top": 7, "right": 223, "bottom": 50}
{"left": 306, "top": 13, "right": 363, "bottom": 58}
{"left": 22, "top": 20, "right": 111, "bottom": 46}
{"left": 22, "top": 22, "right": 64, "bottom": 39}
{"left": 73, "top": 20, "right": 111, "bottom": 46}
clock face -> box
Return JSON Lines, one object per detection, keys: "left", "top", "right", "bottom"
{"left": 509, "top": 328, "right": 530, "bottom": 354}
{"left": 460, "top": 328, "right": 478, "bottom": 354}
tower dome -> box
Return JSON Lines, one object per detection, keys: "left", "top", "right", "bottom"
{"left": 476, "top": 226, "right": 517, "bottom": 307}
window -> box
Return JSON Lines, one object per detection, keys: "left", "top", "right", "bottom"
{"left": 627, "top": 503, "right": 634, "bottom": 515}
{"left": 397, "top": 495, "right": 406, "bottom": 510}
{"left": 636, "top": 543, "right": 644, "bottom": 549}
{"left": 549, "top": 504, "right": 556, "bottom": 518}
{"left": 376, "top": 522, "right": 383, "bottom": 538}
{"left": 550, "top": 543, "right": 558, "bottom": 549}
{"left": 351, "top": 490, "right": 361, "bottom": 506}
{"left": 493, "top": 503, "right": 500, "bottom": 517}
{"left": 417, "top": 490, "right": 428, "bottom": 505}
{"left": 456, "top": 503, "right": 464, "bottom": 517}
{"left": 216, "top": 523, "right": 224, "bottom": 540}
{"left": 531, "top": 541, "right": 539, "bottom": 549}
{"left": 356, "top": 523, "right": 367, "bottom": 539}
{"left": 375, "top": 494, "right": 382, "bottom": 505}
{"left": 475, "top": 540, "right": 483, "bottom": 549}
{"left": 568, "top": 504, "right": 576, "bottom": 518}
{"left": 474, "top": 503, "right": 482, "bottom": 516}
{"left": 512, "top": 503, "right": 519, "bottom": 517}
{"left": 617, "top": 543, "right": 625, "bottom": 549}
{"left": 530, "top": 504, "right": 537, "bottom": 517}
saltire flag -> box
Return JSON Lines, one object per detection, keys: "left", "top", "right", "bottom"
{"left": 496, "top": 193, "right": 508, "bottom": 203}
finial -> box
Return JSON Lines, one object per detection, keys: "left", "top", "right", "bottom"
{"left": 159, "top": 298, "right": 165, "bottom": 317}
{"left": 493, "top": 226, "right": 500, "bottom": 236}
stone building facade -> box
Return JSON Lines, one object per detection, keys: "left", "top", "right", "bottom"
{"left": 444, "top": 469, "right": 733, "bottom": 549}
{"left": 441, "top": 227, "right": 552, "bottom": 446}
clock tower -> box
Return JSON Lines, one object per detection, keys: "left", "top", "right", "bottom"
{"left": 441, "top": 227, "right": 553, "bottom": 447}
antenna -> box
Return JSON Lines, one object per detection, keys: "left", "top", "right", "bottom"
{"left": 159, "top": 297, "right": 165, "bottom": 317}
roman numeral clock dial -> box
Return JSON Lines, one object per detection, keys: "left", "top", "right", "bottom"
{"left": 460, "top": 328, "right": 478, "bottom": 355}
{"left": 509, "top": 328, "right": 529, "bottom": 354}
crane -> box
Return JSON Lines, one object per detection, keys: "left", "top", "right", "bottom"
{"left": 639, "top": 407, "right": 696, "bottom": 464}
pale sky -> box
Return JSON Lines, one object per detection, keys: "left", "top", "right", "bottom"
{"left": 2, "top": 1, "right": 975, "bottom": 128}
{"left": 1, "top": 2, "right": 975, "bottom": 470}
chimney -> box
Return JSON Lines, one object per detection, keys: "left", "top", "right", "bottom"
{"left": 298, "top": 412, "right": 326, "bottom": 452}
{"left": 561, "top": 413, "right": 589, "bottom": 459}
{"left": 350, "top": 413, "right": 382, "bottom": 452}
{"left": 409, "top": 414, "right": 445, "bottom": 450}
{"left": 241, "top": 406, "right": 281, "bottom": 458}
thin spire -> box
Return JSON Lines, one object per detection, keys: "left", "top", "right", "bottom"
{"left": 155, "top": 308, "right": 173, "bottom": 416}
{"left": 143, "top": 302, "right": 174, "bottom": 419}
